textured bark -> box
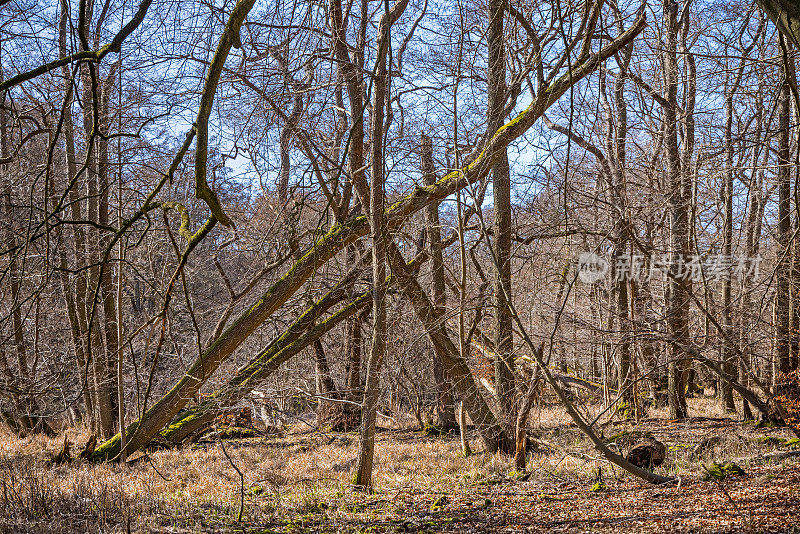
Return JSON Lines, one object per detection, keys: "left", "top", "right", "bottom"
{"left": 488, "top": 0, "right": 515, "bottom": 437}
{"left": 721, "top": 80, "right": 737, "bottom": 412}
{"left": 757, "top": 0, "right": 800, "bottom": 48}
{"left": 662, "top": 0, "right": 689, "bottom": 419}
{"left": 314, "top": 339, "right": 337, "bottom": 397}
{"left": 192, "top": 0, "right": 256, "bottom": 227}
{"left": 346, "top": 309, "right": 364, "bottom": 399}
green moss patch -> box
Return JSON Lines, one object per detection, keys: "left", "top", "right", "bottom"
{"left": 702, "top": 462, "right": 745, "bottom": 481}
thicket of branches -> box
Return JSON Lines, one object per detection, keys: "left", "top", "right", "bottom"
{"left": 2, "top": 0, "right": 800, "bottom": 486}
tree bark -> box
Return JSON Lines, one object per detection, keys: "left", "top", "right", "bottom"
{"left": 488, "top": 0, "right": 515, "bottom": 441}
{"left": 757, "top": 0, "right": 800, "bottom": 48}
{"left": 386, "top": 241, "right": 511, "bottom": 453}
{"left": 777, "top": 69, "right": 792, "bottom": 375}
{"left": 662, "top": 0, "right": 689, "bottom": 420}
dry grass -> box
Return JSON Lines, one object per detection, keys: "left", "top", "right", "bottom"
{"left": 1, "top": 398, "right": 799, "bottom": 533}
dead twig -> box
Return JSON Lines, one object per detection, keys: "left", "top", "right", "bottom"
{"left": 219, "top": 437, "right": 245, "bottom": 522}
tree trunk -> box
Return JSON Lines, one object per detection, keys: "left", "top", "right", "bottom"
{"left": 160, "top": 288, "right": 372, "bottom": 444}
{"left": 514, "top": 347, "right": 542, "bottom": 471}
{"left": 776, "top": 69, "right": 792, "bottom": 376}
{"left": 346, "top": 309, "right": 364, "bottom": 400}
{"left": 488, "top": 0, "right": 515, "bottom": 441}
{"left": 58, "top": 0, "right": 94, "bottom": 428}
{"left": 721, "top": 71, "right": 737, "bottom": 413}
{"left": 457, "top": 401, "right": 471, "bottom": 457}
{"left": 757, "top": 0, "right": 800, "bottom": 48}
{"left": 740, "top": 44, "right": 766, "bottom": 418}
{"left": 421, "top": 133, "right": 457, "bottom": 430}
{"left": 386, "top": 242, "right": 511, "bottom": 453}
{"left": 352, "top": 0, "right": 405, "bottom": 487}
{"left": 98, "top": 67, "right": 120, "bottom": 439}
{"left": 663, "top": 0, "right": 689, "bottom": 420}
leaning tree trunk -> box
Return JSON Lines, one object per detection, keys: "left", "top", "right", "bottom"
{"left": 386, "top": 241, "right": 511, "bottom": 453}
{"left": 162, "top": 246, "right": 439, "bottom": 445}
{"left": 161, "top": 291, "right": 372, "bottom": 445}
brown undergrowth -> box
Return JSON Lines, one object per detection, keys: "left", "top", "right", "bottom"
{"left": 1, "top": 399, "right": 799, "bottom": 533}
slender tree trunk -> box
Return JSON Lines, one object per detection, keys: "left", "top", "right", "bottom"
{"left": 0, "top": 58, "right": 32, "bottom": 435}
{"left": 457, "top": 401, "right": 471, "bottom": 457}
{"left": 421, "top": 134, "right": 457, "bottom": 430}
{"left": 721, "top": 72, "right": 737, "bottom": 413}
{"left": 352, "top": 0, "right": 406, "bottom": 487}
{"left": 776, "top": 69, "right": 792, "bottom": 376}
{"left": 720, "top": 22, "right": 762, "bottom": 412}
{"left": 514, "top": 349, "right": 542, "bottom": 471}
{"left": 98, "top": 67, "right": 120, "bottom": 439}
{"left": 600, "top": 39, "right": 635, "bottom": 412}
{"left": 347, "top": 309, "right": 364, "bottom": 399}
{"left": 314, "top": 338, "right": 338, "bottom": 424}
{"left": 59, "top": 0, "right": 94, "bottom": 427}
{"left": 740, "top": 129, "right": 762, "bottom": 418}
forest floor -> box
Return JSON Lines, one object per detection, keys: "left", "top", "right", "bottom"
{"left": 1, "top": 399, "right": 800, "bottom": 533}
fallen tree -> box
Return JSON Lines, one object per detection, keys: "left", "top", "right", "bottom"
{"left": 160, "top": 288, "right": 373, "bottom": 445}
{"left": 133, "top": 239, "right": 444, "bottom": 449}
